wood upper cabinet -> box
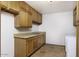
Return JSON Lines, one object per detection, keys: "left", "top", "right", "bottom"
{"left": 8, "top": 1, "right": 20, "bottom": 12}
{"left": 14, "top": 2, "right": 32, "bottom": 28}
{"left": 31, "top": 7, "right": 42, "bottom": 24}
{"left": 0, "top": 1, "right": 42, "bottom": 28}
{"left": 20, "top": 1, "right": 42, "bottom": 24}
{"left": 73, "top": 2, "right": 79, "bottom": 26}
{"left": 0, "top": 1, "right": 20, "bottom": 11}
{"left": 0, "top": 1, "right": 20, "bottom": 14}
{"left": 31, "top": 9, "right": 37, "bottom": 22}
{"left": 20, "top": 1, "right": 32, "bottom": 15}
{"left": 37, "top": 13, "right": 42, "bottom": 24}
{"left": 76, "top": 2, "right": 79, "bottom": 25}
{"left": 15, "top": 11, "right": 32, "bottom": 28}
{"left": 0, "top": 1, "right": 8, "bottom": 7}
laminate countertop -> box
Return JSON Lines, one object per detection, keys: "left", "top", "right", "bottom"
{"left": 14, "top": 32, "right": 45, "bottom": 39}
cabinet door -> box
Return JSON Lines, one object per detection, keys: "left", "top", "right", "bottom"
{"left": 19, "top": 11, "right": 29, "bottom": 27}
{"left": 14, "top": 15, "right": 20, "bottom": 28}
{"left": 15, "top": 38, "right": 27, "bottom": 57}
{"left": 15, "top": 11, "right": 32, "bottom": 28}
{"left": 31, "top": 9, "right": 37, "bottom": 22}
{"left": 15, "top": 11, "right": 25, "bottom": 28}
{"left": 39, "top": 35, "right": 43, "bottom": 45}
{"left": 27, "top": 39, "right": 33, "bottom": 56}
{"left": 37, "top": 34, "right": 45, "bottom": 47}
{"left": 27, "top": 14, "right": 32, "bottom": 27}
{"left": 37, "top": 35, "right": 41, "bottom": 47}
{"left": 41, "top": 34, "right": 45, "bottom": 44}
{"left": 33, "top": 37, "right": 38, "bottom": 50}
{"left": 37, "top": 13, "right": 42, "bottom": 24}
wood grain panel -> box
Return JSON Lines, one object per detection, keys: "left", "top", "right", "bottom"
{"left": 15, "top": 38, "right": 27, "bottom": 57}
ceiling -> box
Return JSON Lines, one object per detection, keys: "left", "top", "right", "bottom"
{"left": 26, "top": 1, "right": 76, "bottom": 14}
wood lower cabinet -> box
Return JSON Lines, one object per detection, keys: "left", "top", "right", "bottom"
{"left": 15, "top": 33, "right": 45, "bottom": 57}
{"left": 38, "top": 34, "right": 45, "bottom": 47}
{"left": 15, "top": 38, "right": 27, "bottom": 57}
{"left": 27, "top": 38, "right": 34, "bottom": 56}
{"left": 32, "top": 37, "right": 38, "bottom": 50}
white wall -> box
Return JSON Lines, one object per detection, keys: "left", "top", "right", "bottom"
{"left": 39, "top": 11, "right": 76, "bottom": 45}
{"left": 31, "top": 24, "right": 39, "bottom": 32}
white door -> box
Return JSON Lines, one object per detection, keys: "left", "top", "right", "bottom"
{"left": 1, "top": 11, "right": 14, "bottom": 57}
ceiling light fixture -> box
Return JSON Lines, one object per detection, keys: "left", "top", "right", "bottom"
{"left": 48, "top": 1, "right": 53, "bottom": 7}
{"left": 49, "top": 1, "right": 53, "bottom": 2}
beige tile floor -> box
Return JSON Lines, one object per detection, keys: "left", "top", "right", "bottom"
{"left": 31, "top": 44, "right": 66, "bottom": 57}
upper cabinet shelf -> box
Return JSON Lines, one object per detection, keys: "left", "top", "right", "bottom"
{"left": 73, "top": 2, "right": 79, "bottom": 26}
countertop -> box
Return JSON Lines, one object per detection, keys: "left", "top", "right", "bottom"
{"left": 14, "top": 32, "right": 45, "bottom": 39}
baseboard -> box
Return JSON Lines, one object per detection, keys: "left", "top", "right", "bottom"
{"left": 46, "top": 43, "right": 65, "bottom": 47}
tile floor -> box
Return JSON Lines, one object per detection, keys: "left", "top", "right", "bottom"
{"left": 31, "top": 44, "right": 66, "bottom": 57}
